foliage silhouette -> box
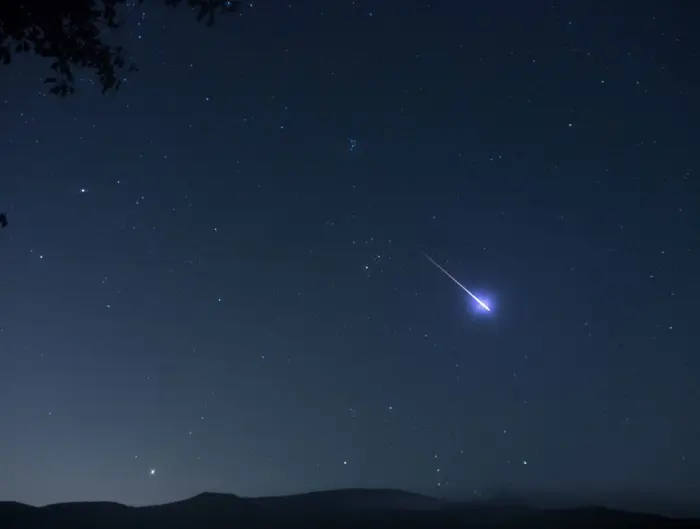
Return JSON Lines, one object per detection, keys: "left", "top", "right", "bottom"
{"left": 0, "top": 0, "right": 241, "bottom": 96}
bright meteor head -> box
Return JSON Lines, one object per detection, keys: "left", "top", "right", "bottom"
{"left": 476, "top": 298, "right": 491, "bottom": 312}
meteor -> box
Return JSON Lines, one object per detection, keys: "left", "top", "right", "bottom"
{"left": 423, "top": 253, "right": 491, "bottom": 312}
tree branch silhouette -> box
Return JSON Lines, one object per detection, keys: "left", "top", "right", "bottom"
{"left": 0, "top": 0, "right": 241, "bottom": 96}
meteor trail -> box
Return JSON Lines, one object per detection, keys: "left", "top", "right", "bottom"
{"left": 423, "top": 253, "right": 491, "bottom": 312}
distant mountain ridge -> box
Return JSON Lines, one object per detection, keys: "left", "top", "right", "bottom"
{"left": 252, "top": 488, "right": 445, "bottom": 512}
{"left": 2, "top": 488, "right": 698, "bottom": 529}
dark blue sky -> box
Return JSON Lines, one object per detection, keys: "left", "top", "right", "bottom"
{"left": 1, "top": 0, "right": 699, "bottom": 509}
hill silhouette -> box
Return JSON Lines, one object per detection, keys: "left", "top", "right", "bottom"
{"left": 250, "top": 488, "right": 444, "bottom": 513}
{"left": 2, "top": 488, "right": 698, "bottom": 528}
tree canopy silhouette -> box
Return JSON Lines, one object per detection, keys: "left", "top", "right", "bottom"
{"left": 0, "top": 0, "right": 241, "bottom": 96}
{"left": 0, "top": 213, "right": 7, "bottom": 228}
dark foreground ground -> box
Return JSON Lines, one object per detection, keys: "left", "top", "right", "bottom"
{"left": 2, "top": 489, "right": 698, "bottom": 529}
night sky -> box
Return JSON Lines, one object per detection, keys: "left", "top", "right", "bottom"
{"left": 1, "top": 0, "right": 699, "bottom": 510}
